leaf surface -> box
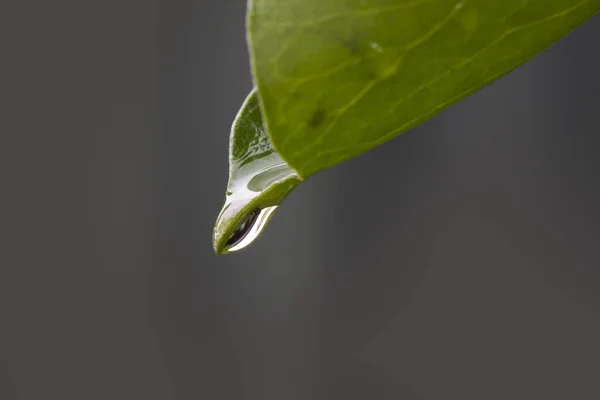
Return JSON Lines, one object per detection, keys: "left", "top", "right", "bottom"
{"left": 248, "top": 0, "right": 599, "bottom": 177}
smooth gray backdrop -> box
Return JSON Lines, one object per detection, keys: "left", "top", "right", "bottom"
{"left": 1, "top": 1, "right": 599, "bottom": 399}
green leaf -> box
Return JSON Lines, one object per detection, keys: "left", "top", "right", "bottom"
{"left": 213, "top": 90, "right": 301, "bottom": 254}
{"left": 214, "top": 0, "right": 598, "bottom": 253}
{"left": 248, "top": 0, "right": 599, "bottom": 178}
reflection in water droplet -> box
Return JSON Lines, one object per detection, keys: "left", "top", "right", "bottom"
{"left": 224, "top": 206, "right": 278, "bottom": 253}
{"left": 224, "top": 209, "right": 260, "bottom": 250}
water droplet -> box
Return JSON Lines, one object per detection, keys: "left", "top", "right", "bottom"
{"left": 224, "top": 206, "right": 278, "bottom": 253}
{"left": 213, "top": 153, "right": 299, "bottom": 254}
{"left": 213, "top": 89, "right": 302, "bottom": 254}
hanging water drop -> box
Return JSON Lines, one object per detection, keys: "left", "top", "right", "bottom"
{"left": 212, "top": 89, "right": 302, "bottom": 254}
{"left": 223, "top": 206, "right": 278, "bottom": 253}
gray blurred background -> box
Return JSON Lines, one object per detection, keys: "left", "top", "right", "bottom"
{"left": 1, "top": 1, "right": 599, "bottom": 399}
